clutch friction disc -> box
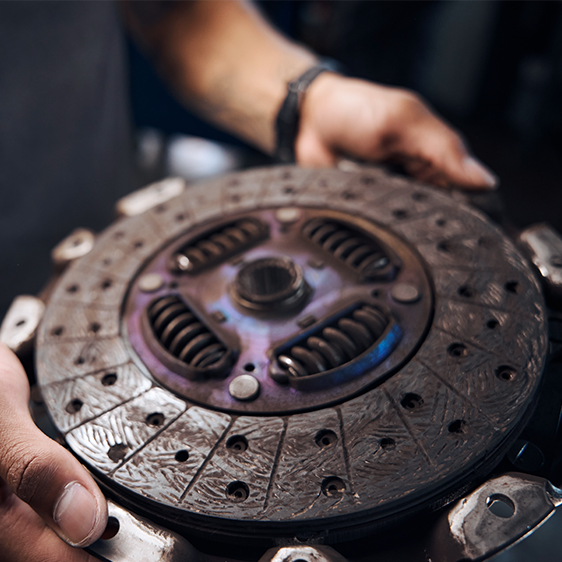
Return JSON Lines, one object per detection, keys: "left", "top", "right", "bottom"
{"left": 35, "top": 166, "right": 548, "bottom": 545}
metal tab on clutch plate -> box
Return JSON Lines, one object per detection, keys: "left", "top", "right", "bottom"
{"left": 33, "top": 165, "right": 551, "bottom": 561}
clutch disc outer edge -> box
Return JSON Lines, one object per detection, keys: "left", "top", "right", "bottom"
{"left": 35, "top": 165, "right": 548, "bottom": 545}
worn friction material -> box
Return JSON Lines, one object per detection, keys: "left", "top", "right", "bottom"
{"left": 36, "top": 165, "right": 548, "bottom": 543}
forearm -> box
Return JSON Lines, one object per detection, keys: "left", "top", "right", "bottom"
{"left": 123, "top": 0, "right": 496, "bottom": 189}
{"left": 125, "top": 0, "right": 316, "bottom": 153}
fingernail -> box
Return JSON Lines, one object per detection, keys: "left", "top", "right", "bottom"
{"left": 53, "top": 482, "right": 100, "bottom": 547}
{"left": 463, "top": 156, "right": 498, "bottom": 189}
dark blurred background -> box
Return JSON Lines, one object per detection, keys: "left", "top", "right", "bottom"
{"left": 130, "top": 0, "right": 562, "bottom": 234}
{"left": 3, "top": 0, "right": 562, "bottom": 318}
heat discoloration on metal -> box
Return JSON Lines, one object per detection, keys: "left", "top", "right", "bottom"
{"left": 35, "top": 165, "right": 548, "bottom": 543}
{"left": 126, "top": 205, "right": 433, "bottom": 414}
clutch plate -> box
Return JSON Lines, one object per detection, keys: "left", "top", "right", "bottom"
{"left": 33, "top": 165, "right": 549, "bottom": 554}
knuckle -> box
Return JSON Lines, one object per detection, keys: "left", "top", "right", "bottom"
{"left": 383, "top": 89, "right": 428, "bottom": 132}
{"left": 395, "top": 89, "right": 422, "bottom": 109}
{"left": 4, "top": 445, "right": 56, "bottom": 504}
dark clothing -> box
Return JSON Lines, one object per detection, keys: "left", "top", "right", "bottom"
{"left": 0, "top": 1, "right": 136, "bottom": 316}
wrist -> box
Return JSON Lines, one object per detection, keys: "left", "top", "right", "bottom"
{"left": 294, "top": 72, "right": 347, "bottom": 165}
{"left": 274, "top": 62, "right": 341, "bottom": 163}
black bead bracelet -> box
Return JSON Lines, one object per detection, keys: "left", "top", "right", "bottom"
{"left": 274, "top": 61, "right": 340, "bottom": 164}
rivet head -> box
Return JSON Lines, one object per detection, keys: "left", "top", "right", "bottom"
{"left": 391, "top": 283, "right": 420, "bottom": 304}
{"left": 307, "top": 258, "right": 325, "bottom": 270}
{"left": 275, "top": 207, "right": 302, "bottom": 224}
{"left": 229, "top": 375, "right": 260, "bottom": 401}
{"left": 297, "top": 314, "right": 317, "bottom": 329}
{"left": 211, "top": 310, "right": 227, "bottom": 323}
{"left": 175, "top": 254, "right": 191, "bottom": 271}
{"left": 138, "top": 273, "right": 164, "bottom": 293}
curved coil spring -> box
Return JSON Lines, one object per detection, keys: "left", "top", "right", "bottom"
{"left": 176, "top": 219, "right": 266, "bottom": 273}
{"left": 278, "top": 305, "right": 389, "bottom": 377}
{"left": 148, "top": 296, "right": 227, "bottom": 368}
{"left": 303, "top": 218, "right": 389, "bottom": 275}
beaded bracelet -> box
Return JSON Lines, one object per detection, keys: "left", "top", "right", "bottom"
{"left": 274, "top": 61, "right": 339, "bottom": 163}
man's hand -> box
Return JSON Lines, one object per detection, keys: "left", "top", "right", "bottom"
{"left": 0, "top": 343, "right": 106, "bottom": 561}
{"left": 128, "top": 0, "right": 496, "bottom": 192}
{"left": 297, "top": 74, "right": 497, "bottom": 189}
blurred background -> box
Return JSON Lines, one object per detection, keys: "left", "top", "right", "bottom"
{"left": 131, "top": 0, "right": 562, "bottom": 235}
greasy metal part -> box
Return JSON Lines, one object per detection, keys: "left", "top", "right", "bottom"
{"left": 88, "top": 500, "right": 202, "bottom": 562}
{"left": 34, "top": 165, "right": 549, "bottom": 552}
{"left": 390, "top": 283, "right": 421, "bottom": 304}
{"left": 229, "top": 374, "right": 260, "bottom": 401}
{"left": 115, "top": 177, "right": 186, "bottom": 217}
{"left": 87, "top": 473, "right": 562, "bottom": 562}
{"left": 428, "top": 473, "right": 561, "bottom": 562}
{"left": 258, "top": 546, "right": 348, "bottom": 562}
{"left": 275, "top": 207, "right": 302, "bottom": 224}
{"left": 0, "top": 295, "right": 45, "bottom": 355}
{"left": 138, "top": 273, "right": 165, "bottom": 293}
{"left": 519, "top": 223, "right": 562, "bottom": 306}
{"left": 51, "top": 228, "right": 95, "bottom": 271}
{"left": 126, "top": 206, "right": 434, "bottom": 414}
{"left": 233, "top": 256, "right": 311, "bottom": 313}
{"left": 89, "top": 504, "right": 349, "bottom": 562}
{"left": 143, "top": 295, "right": 236, "bottom": 381}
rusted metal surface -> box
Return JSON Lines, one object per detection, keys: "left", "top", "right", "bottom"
{"left": 519, "top": 223, "right": 562, "bottom": 307}
{"left": 51, "top": 228, "right": 96, "bottom": 272}
{"left": 88, "top": 500, "right": 202, "bottom": 562}
{"left": 427, "top": 473, "right": 562, "bottom": 561}
{"left": 0, "top": 295, "right": 44, "bottom": 354}
{"left": 35, "top": 165, "right": 548, "bottom": 551}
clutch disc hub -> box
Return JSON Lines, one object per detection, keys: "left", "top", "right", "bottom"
{"left": 35, "top": 166, "right": 548, "bottom": 547}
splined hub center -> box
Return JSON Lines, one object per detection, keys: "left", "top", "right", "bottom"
{"left": 233, "top": 256, "right": 310, "bottom": 312}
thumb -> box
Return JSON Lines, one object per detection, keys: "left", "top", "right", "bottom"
{"left": 0, "top": 343, "right": 107, "bottom": 547}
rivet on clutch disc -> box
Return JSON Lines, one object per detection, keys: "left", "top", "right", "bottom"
{"left": 229, "top": 374, "right": 260, "bottom": 401}
{"left": 138, "top": 273, "right": 164, "bottom": 293}
{"left": 275, "top": 207, "right": 302, "bottom": 224}
{"left": 391, "top": 283, "right": 421, "bottom": 304}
